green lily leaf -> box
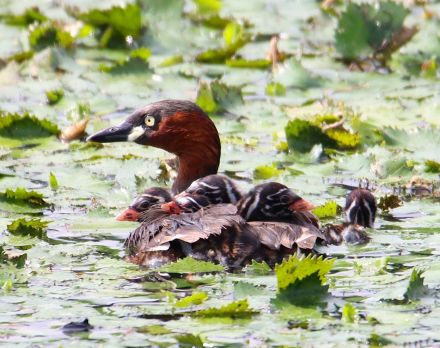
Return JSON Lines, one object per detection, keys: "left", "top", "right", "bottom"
{"left": 335, "top": 1, "right": 409, "bottom": 61}
{"left": 342, "top": 303, "right": 358, "bottom": 324}
{"left": 136, "top": 325, "right": 172, "bottom": 335}
{"left": 196, "top": 22, "right": 249, "bottom": 63}
{"left": 175, "top": 333, "right": 204, "bottom": 348}
{"left": 265, "top": 82, "right": 286, "bottom": 96}
{"left": 0, "top": 112, "right": 59, "bottom": 140}
{"left": 49, "top": 172, "right": 59, "bottom": 191}
{"left": 273, "top": 254, "right": 334, "bottom": 306}
{"left": 368, "top": 333, "right": 393, "bottom": 347}
{"left": 1, "top": 7, "right": 47, "bottom": 26}
{"left": 29, "top": 22, "right": 74, "bottom": 50}
{"left": 0, "top": 263, "right": 27, "bottom": 290}
{"left": 192, "top": 299, "right": 258, "bottom": 318}
{"left": 404, "top": 269, "right": 429, "bottom": 302}
{"left": 285, "top": 119, "right": 335, "bottom": 153}
{"left": 196, "top": 79, "right": 242, "bottom": 113}
{"left": 7, "top": 50, "right": 34, "bottom": 64}
{"left": 253, "top": 164, "right": 283, "bottom": 180}
{"left": 100, "top": 47, "right": 151, "bottom": 74}
{"left": 174, "top": 291, "right": 208, "bottom": 308}
{"left": 71, "top": 3, "right": 142, "bottom": 47}
{"left": 245, "top": 260, "right": 272, "bottom": 275}
{"left": 0, "top": 188, "right": 48, "bottom": 207}
{"left": 226, "top": 58, "right": 270, "bottom": 69}
{"left": 6, "top": 235, "right": 40, "bottom": 249}
{"left": 157, "top": 257, "right": 224, "bottom": 274}
{"left": 46, "top": 89, "right": 64, "bottom": 105}
{"left": 0, "top": 246, "right": 5, "bottom": 263}
{"left": 274, "top": 59, "right": 322, "bottom": 89}
{"left": 7, "top": 218, "right": 49, "bottom": 239}
{"left": 425, "top": 160, "right": 440, "bottom": 173}
{"left": 313, "top": 200, "right": 340, "bottom": 219}
{"left": 193, "top": 0, "right": 222, "bottom": 16}
{"left": 158, "top": 54, "right": 184, "bottom": 67}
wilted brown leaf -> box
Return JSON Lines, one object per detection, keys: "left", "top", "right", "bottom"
{"left": 60, "top": 119, "right": 88, "bottom": 142}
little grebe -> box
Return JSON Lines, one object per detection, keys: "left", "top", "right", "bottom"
{"left": 125, "top": 180, "right": 322, "bottom": 268}
{"left": 322, "top": 188, "right": 377, "bottom": 245}
{"left": 87, "top": 100, "right": 221, "bottom": 194}
{"left": 116, "top": 187, "right": 171, "bottom": 222}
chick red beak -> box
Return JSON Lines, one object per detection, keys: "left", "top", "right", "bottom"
{"left": 161, "top": 201, "right": 182, "bottom": 214}
{"left": 289, "top": 198, "right": 315, "bottom": 212}
{"left": 116, "top": 208, "right": 140, "bottom": 221}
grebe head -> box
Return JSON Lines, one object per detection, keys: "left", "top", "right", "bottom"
{"left": 87, "top": 100, "right": 221, "bottom": 194}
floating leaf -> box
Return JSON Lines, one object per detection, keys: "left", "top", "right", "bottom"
{"left": 274, "top": 59, "right": 322, "bottom": 89}
{"left": 335, "top": 3, "right": 370, "bottom": 60}
{"left": 46, "top": 89, "right": 64, "bottom": 105}
{"left": 226, "top": 59, "right": 270, "bottom": 69}
{"left": 7, "top": 51, "right": 34, "bottom": 64}
{"left": 7, "top": 218, "right": 49, "bottom": 239}
{"left": 196, "top": 79, "right": 242, "bottom": 113}
{"left": 285, "top": 119, "right": 335, "bottom": 153}
{"left": 368, "top": 333, "right": 393, "bottom": 347}
{"left": 192, "top": 299, "right": 257, "bottom": 318}
{"left": 0, "top": 263, "right": 27, "bottom": 289}
{"left": 175, "top": 292, "right": 208, "bottom": 308}
{"left": 313, "top": 200, "right": 340, "bottom": 219}
{"left": 223, "top": 22, "right": 245, "bottom": 49}
{"left": 193, "top": 0, "right": 222, "bottom": 16}
{"left": 0, "top": 112, "right": 59, "bottom": 139}
{"left": 404, "top": 269, "right": 429, "bottom": 302}
{"left": 157, "top": 257, "right": 224, "bottom": 274}
{"left": 1, "top": 7, "right": 47, "bottom": 26}
{"left": 245, "top": 260, "right": 272, "bottom": 275}
{"left": 342, "top": 303, "right": 358, "bottom": 323}
{"left": 100, "top": 47, "right": 151, "bottom": 74}
{"left": 425, "top": 160, "right": 440, "bottom": 173}
{"left": 253, "top": 164, "right": 283, "bottom": 180}
{"left": 274, "top": 255, "right": 334, "bottom": 306}
{"left": 158, "top": 54, "right": 183, "bottom": 68}
{"left": 6, "top": 235, "right": 39, "bottom": 249}
{"left": 196, "top": 81, "right": 217, "bottom": 113}
{"left": 335, "top": 1, "right": 410, "bottom": 62}
{"left": 71, "top": 3, "right": 142, "bottom": 46}
{"left": 0, "top": 246, "right": 5, "bottom": 263}
{"left": 234, "top": 281, "right": 264, "bottom": 298}
{"left": 196, "top": 22, "right": 249, "bottom": 63}
{"left": 175, "top": 334, "right": 204, "bottom": 348}
{"left": 325, "top": 128, "right": 360, "bottom": 150}
{"left": 0, "top": 188, "right": 47, "bottom": 207}
{"left": 49, "top": 172, "right": 59, "bottom": 191}
{"left": 29, "top": 23, "right": 74, "bottom": 50}
{"left": 137, "top": 325, "right": 171, "bottom": 335}
{"left": 265, "top": 82, "right": 286, "bottom": 96}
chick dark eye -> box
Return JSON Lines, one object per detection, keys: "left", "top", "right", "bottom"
{"left": 196, "top": 188, "right": 204, "bottom": 195}
{"left": 280, "top": 195, "right": 290, "bottom": 204}
{"left": 140, "top": 201, "right": 152, "bottom": 209}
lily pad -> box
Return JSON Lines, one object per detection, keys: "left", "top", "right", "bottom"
{"left": 191, "top": 299, "right": 258, "bottom": 318}
{"left": 157, "top": 257, "right": 225, "bottom": 274}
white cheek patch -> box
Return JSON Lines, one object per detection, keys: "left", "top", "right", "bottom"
{"left": 128, "top": 126, "right": 144, "bottom": 142}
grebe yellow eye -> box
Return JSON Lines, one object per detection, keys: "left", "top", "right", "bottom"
{"left": 145, "top": 116, "right": 155, "bottom": 127}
